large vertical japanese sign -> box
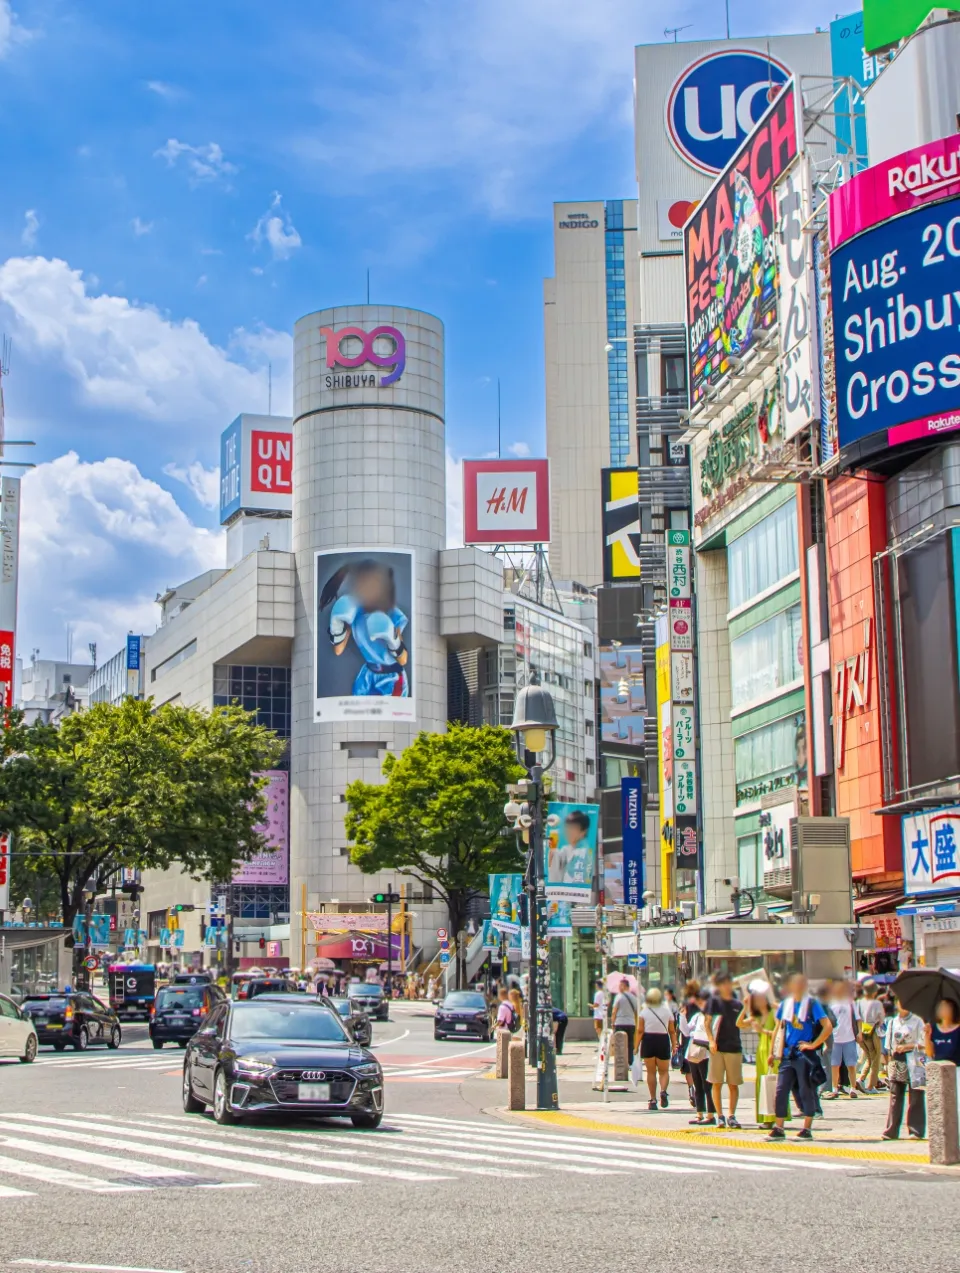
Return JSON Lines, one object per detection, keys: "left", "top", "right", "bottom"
{"left": 776, "top": 155, "right": 821, "bottom": 441}
{"left": 620, "top": 777, "right": 643, "bottom": 907}
{"left": 0, "top": 476, "right": 20, "bottom": 710}
{"left": 661, "top": 531, "right": 700, "bottom": 896}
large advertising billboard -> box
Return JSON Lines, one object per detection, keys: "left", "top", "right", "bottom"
{"left": 314, "top": 548, "right": 415, "bottom": 723}
{"left": 463, "top": 458, "right": 550, "bottom": 545}
{"left": 599, "top": 643, "right": 645, "bottom": 749}
{"left": 545, "top": 801, "right": 599, "bottom": 904}
{"left": 776, "top": 155, "right": 821, "bottom": 441}
{"left": 601, "top": 468, "right": 640, "bottom": 581}
{"left": 219, "top": 414, "right": 294, "bottom": 525}
{"left": 830, "top": 192, "right": 960, "bottom": 460}
{"left": 233, "top": 770, "right": 289, "bottom": 886}
{"left": 489, "top": 873, "right": 523, "bottom": 935}
{"left": 684, "top": 82, "right": 801, "bottom": 409}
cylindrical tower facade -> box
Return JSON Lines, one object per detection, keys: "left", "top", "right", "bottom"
{"left": 290, "top": 306, "right": 446, "bottom": 957}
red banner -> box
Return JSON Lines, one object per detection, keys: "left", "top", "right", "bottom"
{"left": 0, "top": 628, "right": 12, "bottom": 709}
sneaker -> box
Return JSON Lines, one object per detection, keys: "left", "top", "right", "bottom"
{"left": 797, "top": 1128, "right": 814, "bottom": 1140}
{"left": 689, "top": 1116, "right": 705, "bottom": 1125}
{"left": 716, "top": 1116, "right": 727, "bottom": 1128}
{"left": 648, "top": 1099, "right": 658, "bottom": 1111}
{"left": 849, "top": 1090, "right": 858, "bottom": 1099}
{"left": 822, "top": 1091, "right": 840, "bottom": 1100}
{"left": 767, "top": 1126, "right": 786, "bottom": 1140}
{"left": 727, "top": 1117, "right": 741, "bottom": 1129}
{"left": 660, "top": 1091, "right": 669, "bottom": 1109}
{"left": 700, "top": 1116, "right": 717, "bottom": 1126}
{"left": 909, "top": 1132, "right": 925, "bottom": 1140}
{"left": 881, "top": 1132, "right": 898, "bottom": 1141}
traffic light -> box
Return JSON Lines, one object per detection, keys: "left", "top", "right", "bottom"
{"left": 518, "top": 893, "right": 530, "bottom": 927}
{"left": 259, "top": 936, "right": 266, "bottom": 950}
{"left": 173, "top": 904, "right": 196, "bottom": 913}
{"left": 370, "top": 892, "right": 401, "bottom": 904}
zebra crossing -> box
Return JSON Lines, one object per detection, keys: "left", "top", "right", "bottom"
{"left": 35, "top": 1050, "right": 182, "bottom": 1073}
{"left": 0, "top": 1109, "right": 852, "bottom": 1202}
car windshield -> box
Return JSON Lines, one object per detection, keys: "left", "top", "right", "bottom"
{"left": 23, "top": 998, "right": 66, "bottom": 1012}
{"left": 230, "top": 1004, "right": 350, "bottom": 1043}
{"left": 443, "top": 993, "right": 486, "bottom": 1009}
{"left": 156, "top": 988, "right": 204, "bottom": 1009}
{"left": 349, "top": 984, "right": 381, "bottom": 996}
{"left": 331, "top": 1000, "right": 351, "bottom": 1013}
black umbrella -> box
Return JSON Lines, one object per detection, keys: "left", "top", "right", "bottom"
{"left": 890, "top": 967, "right": 960, "bottom": 1023}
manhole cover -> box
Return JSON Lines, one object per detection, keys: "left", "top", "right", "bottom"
{"left": 111, "top": 1175, "right": 212, "bottom": 1189}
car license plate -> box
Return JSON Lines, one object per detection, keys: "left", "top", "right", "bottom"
{"left": 171, "top": 1016, "right": 186, "bottom": 1024}
{"left": 297, "top": 1082, "right": 330, "bottom": 1102}
{"left": 455, "top": 1023, "right": 468, "bottom": 1031}
{"left": 45, "top": 1024, "right": 62, "bottom": 1030}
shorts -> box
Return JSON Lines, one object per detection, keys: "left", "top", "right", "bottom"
{"left": 831, "top": 1039, "right": 859, "bottom": 1068}
{"left": 707, "top": 1050, "right": 743, "bottom": 1085}
{"left": 640, "top": 1034, "right": 671, "bottom": 1062}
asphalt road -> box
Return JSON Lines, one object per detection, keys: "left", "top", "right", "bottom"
{"left": 0, "top": 1003, "right": 955, "bottom": 1273}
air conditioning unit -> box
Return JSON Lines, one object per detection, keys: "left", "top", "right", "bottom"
{"left": 765, "top": 817, "right": 852, "bottom": 922}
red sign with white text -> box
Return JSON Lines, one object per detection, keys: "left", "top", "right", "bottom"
{"left": 0, "top": 628, "right": 14, "bottom": 709}
{"left": 250, "top": 430, "right": 293, "bottom": 495}
{"left": 463, "top": 459, "right": 550, "bottom": 545}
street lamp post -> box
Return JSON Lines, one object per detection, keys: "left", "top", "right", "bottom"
{"left": 505, "top": 684, "right": 560, "bottom": 1112}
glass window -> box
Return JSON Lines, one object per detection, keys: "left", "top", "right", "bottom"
{"left": 737, "top": 835, "right": 761, "bottom": 891}
{"left": 730, "top": 605, "right": 803, "bottom": 708}
{"left": 661, "top": 353, "right": 687, "bottom": 396}
{"left": 735, "top": 713, "right": 806, "bottom": 804}
{"left": 727, "top": 500, "right": 798, "bottom": 611}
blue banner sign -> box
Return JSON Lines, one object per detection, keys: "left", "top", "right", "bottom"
{"left": 621, "top": 777, "right": 644, "bottom": 906}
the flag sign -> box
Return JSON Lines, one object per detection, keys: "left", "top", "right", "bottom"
{"left": 89, "top": 914, "right": 111, "bottom": 948}
{"left": 0, "top": 832, "right": 9, "bottom": 913}
{"left": 620, "top": 777, "right": 644, "bottom": 907}
{"left": 172, "top": 930, "right": 185, "bottom": 948}
{"left": 864, "top": 0, "right": 959, "bottom": 54}
{"left": 160, "top": 927, "right": 171, "bottom": 946}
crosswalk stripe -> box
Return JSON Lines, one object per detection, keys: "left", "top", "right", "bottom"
{"left": 4, "top": 1116, "right": 357, "bottom": 1188}
{"left": 0, "top": 1184, "right": 34, "bottom": 1198}
{"left": 0, "top": 1130, "right": 206, "bottom": 1183}
{"left": 38, "top": 1058, "right": 178, "bottom": 1070}
{"left": 389, "top": 1113, "right": 847, "bottom": 1172}
{"left": 0, "top": 1152, "right": 145, "bottom": 1194}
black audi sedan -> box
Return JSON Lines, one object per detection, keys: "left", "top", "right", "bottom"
{"left": 434, "top": 990, "right": 492, "bottom": 1041}
{"left": 182, "top": 998, "right": 384, "bottom": 1128}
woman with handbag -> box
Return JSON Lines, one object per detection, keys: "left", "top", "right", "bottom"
{"left": 737, "top": 980, "right": 780, "bottom": 1127}
{"left": 636, "top": 987, "right": 678, "bottom": 1111}
{"left": 882, "top": 997, "right": 925, "bottom": 1140}
{"left": 684, "top": 989, "right": 717, "bottom": 1125}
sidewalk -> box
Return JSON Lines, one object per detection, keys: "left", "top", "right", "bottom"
{"left": 490, "top": 1038, "right": 935, "bottom": 1163}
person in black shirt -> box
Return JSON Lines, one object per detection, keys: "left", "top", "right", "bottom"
{"left": 703, "top": 972, "right": 744, "bottom": 1129}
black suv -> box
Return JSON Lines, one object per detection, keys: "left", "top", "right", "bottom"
{"left": 21, "top": 992, "right": 122, "bottom": 1052}
{"left": 150, "top": 983, "right": 221, "bottom": 1048}
{"left": 236, "top": 977, "right": 297, "bottom": 1001}
{"left": 347, "top": 982, "right": 388, "bottom": 1021}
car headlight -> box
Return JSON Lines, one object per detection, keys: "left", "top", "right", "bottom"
{"left": 353, "top": 1062, "right": 382, "bottom": 1077}
{"left": 234, "top": 1059, "right": 273, "bottom": 1077}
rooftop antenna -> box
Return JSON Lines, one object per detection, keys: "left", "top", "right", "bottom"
{"left": 366, "top": 268, "right": 371, "bottom": 305}
{"left": 664, "top": 24, "right": 692, "bottom": 41}
{"left": 497, "top": 378, "right": 502, "bottom": 458}
{"left": 725, "top": 0, "right": 731, "bottom": 39}
{"left": 268, "top": 362, "right": 272, "bottom": 416}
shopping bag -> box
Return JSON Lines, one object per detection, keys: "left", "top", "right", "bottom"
{"left": 758, "top": 1072, "right": 779, "bottom": 1118}
{"left": 630, "top": 1054, "right": 642, "bottom": 1086}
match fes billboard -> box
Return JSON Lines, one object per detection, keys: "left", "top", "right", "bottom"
{"left": 684, "top": 81, "right": 801, "bottom": 409}
{"left": 463, "top": 458, "right": 550, "bottom": 545}
{"left": 219, "top": 413, "right": 294, "bottom": 525}
{"left": 314, "top": 548, "right": 415, "bottom": 723}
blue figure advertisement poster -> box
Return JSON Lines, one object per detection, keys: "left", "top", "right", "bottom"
{"left": 314, "top": 548, "right": 415, "bottom": 723}
{"left": 545, "top": 801, "right": 599, "bottom": 903}
{"left": 546, "top": 900, "right": 573, "bottom": 938}
{"left": 482, "top": 918, "right": 521, "bottom": 952}
{"left": 489, "top": 874, "right": 523, "bottom": 935}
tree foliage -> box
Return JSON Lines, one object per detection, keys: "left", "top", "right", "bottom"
{"left": 0, "top": 699, "right": 285, "bottom": 928}
{"left": 345, "top": 724, "right": 526, "bottom": 936}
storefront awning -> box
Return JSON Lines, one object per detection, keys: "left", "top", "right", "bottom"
{"left": 854, "top": 893, "right": 904, "bottom": 917}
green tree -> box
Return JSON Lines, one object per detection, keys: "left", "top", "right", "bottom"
{"left": 345, "top": 724, "right": 525, "bottom": 975}
{"left": 0, "top": 698, "right": 285, "bottom": 930}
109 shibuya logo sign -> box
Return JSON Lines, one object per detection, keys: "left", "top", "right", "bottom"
{"left": 666, "top": 50, "right": 791, "bottom": 176}
{"left": 320, "top": 324, "right": 406, "bottom": 388}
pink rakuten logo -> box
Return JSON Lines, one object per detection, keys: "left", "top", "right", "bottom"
{"left": 319, "top": 325, "right": 405, "bottom": 387}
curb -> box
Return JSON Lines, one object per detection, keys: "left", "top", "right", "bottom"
{"left": 498, "top": 1108, "right": 932, "bottom": 1164}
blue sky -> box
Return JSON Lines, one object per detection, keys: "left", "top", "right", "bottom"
{"left": 0, "top": 0, "right": 848, "bottom": 661}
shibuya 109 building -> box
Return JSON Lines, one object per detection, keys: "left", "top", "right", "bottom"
{"left": 138, "top": 307, "right": 509, "bottom": 970}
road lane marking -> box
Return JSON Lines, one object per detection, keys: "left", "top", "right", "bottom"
{"left": 370, "top": 1029, "right": 410, "bottom": 1049}
{"left": 11, "top": 1263, "right": 185, "bottom": 1272}
{"left": 0, "top": 1153, "right": 145, "bottom": 1194}
{"left": 0, "top": 1130, "right": 209, "bottom": 1184}
{"left": 0, "top": 1185, "right": 34, "bottom": 1197}
{"left": 3, "top": 1116, "right": 356, "bottom": 1188}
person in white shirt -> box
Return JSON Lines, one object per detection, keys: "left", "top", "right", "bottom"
{"left": 881, "top": 1000, "right": 925, "bottom": 1140}
{"left": 636, "top": 987, "right": 678, "bottom": 1111}
{"left": 592, "top": 980, "right": 607, "bottom": 1039}
{"left": 824, "top": 980, "right": 860, "bottom": 1100}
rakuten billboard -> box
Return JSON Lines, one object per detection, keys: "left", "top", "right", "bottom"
{"left": 219, "top": 414, "right": 294, "bottom": 524}
{"left": 829, "top": 133, "right": 960, "bottom": 465}
{"left": 462, "top": 459, "right": 550, "bottom": 545}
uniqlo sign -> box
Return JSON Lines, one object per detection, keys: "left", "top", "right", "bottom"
{"left": 250, "top": 430, "right": 292, "bottom": 495}
{"left": 463, "top": 459, "right": 550, "bottom": 545}
{"left": 219, "top": 414, "right": 293, "bottom": 524}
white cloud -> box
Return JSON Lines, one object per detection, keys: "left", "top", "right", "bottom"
{"left": 145, "top": 80, "right": 183, "bottom": 101}
{"left": 131, "top": 217, "right": 153, "bottom": 236}
{"left": 0, "top": 255, "right": 291, "bottom": 424}
{"left": 163, "top": 460, "right": 220, "bottom": 510}
{"left": 20, "top": 452, "right": 225, "bottom": 658}
{"left": 0, "top": 2, "right": 29, "bottom": 59}
{"left": 154, "top": 138, "right": 237, "bottom": 185}
{"left": 445, "top": 450, "right": 463, "bottom": 549}
{"left": 20, "top": 209, "right": 38, "bottom": 248}
{"left": 249, "top": 192, "right": 302, "bottom": 261}
{"left": 507, "top": 441, "right": 531, "bottom": 457}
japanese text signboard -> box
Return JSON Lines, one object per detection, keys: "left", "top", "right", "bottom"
{"left": 903, "top": 806, "right": 960, "bottom": 895}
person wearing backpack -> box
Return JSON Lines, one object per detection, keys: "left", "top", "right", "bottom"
{"left": 611, "top": 977, "right": 640, "bottom": 1065}
{"left": 508, "top": 988, "right": 526, "bottom": 1035}
{"left": 495, "top": 986, "right": 516, "bottom": 1034}
{"left": 767, "top": 972, "right": 833, "bottom": 1141}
